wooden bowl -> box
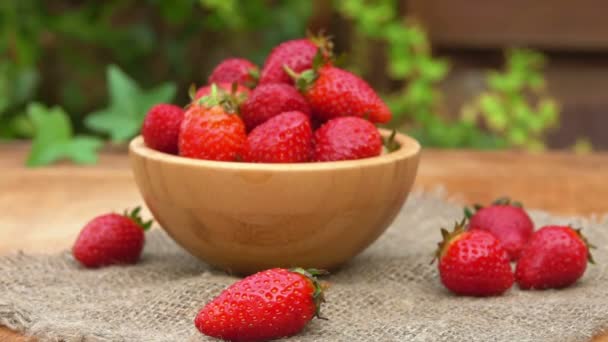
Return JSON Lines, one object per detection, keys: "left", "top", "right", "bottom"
{"left": 129, "top": 129, "right": 420, "bottom": 274}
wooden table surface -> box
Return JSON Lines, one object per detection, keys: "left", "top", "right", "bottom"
{"left": 1, "top": 143, "right": 608, "bottom": 341}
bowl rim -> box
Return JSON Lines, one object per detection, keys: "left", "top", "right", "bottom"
{"left": 129, "top": 128, "right": 420, "bottom": 171}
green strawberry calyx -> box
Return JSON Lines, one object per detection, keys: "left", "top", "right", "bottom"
{"left": 463, "top": 197, "right": 524, "bottom": 219}
{"left": 572, "top": 226, "right": 596, "bottom": 264}
{"left": 290, "top": 267, "right": 330, "bottom": 320}
{"left": 307, "top": 30, "right": 334, "bottom": 60}
{"left": 189, "top": 83, "right": 247, "bottom": 114}
{"left": 283, "top": 65, "right": 319, "bottom": 93}
{"left": 123, "top": 206, "right": 153, "bottom": 231}
{"left": 246, "top": 67, "right": 260, "bottom": 89}
{"left": 492, "top": 197, "right": 523, "bottom": 207}
{"left": 283, "top": 40, "right": 332, "bottom": 93}
{"left": 432, "top": 218, "right": 468, "bottom": 264}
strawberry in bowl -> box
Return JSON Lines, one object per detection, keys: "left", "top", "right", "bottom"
{"left": 130, "top": 34, "right": 420, "bottom": 274}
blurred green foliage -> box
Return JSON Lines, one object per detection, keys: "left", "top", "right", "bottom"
{"left": 336, "top": 0, "right": 548, "bottom": 149}
{"left": 462, "top": 49, "right": 559, "bottom": 151}
{"left": 26, "top": 103, "right": 102, "bottom": 166}
{"left": 0, "top": 0, "right": 561, "bottom": 166}
{"left": 86, "top": 65, "right": 176, "bottom": 142}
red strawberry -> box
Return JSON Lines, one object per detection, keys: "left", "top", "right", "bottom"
{"left": 195, "top": 268, "right": 327, "bottom": 342}
{"left": 179, "top": 88, "right": 247, "bottom": 161}
{"left": 435, "top": 221, "right": 514, "bottom": 296}
{"left": 288, "top": 65, "right": 391, "bottom": 124}
{"left": 259, "top": 36, "right": 331, "bottom": 85}
{"left": 141, "top": 104, "right": 184, "bottom": 154}
{"left": 312, "top": 116, "right": 382, "bottom": 162}
{"left": 516, "top": 225, "right": 593, "bottom": 290}
{"left": 72, "top": 207, "right": 152, "bottom": 268}
{"left": 466, "top": 198, "right": 534, "bottom": 261}
{"left": 194, "top": 82, "right": 250, "bottom": 101}
{"left": 240, "top": 83, "right": 311, "bottom": 131}
{"left": 208, "top": 58, "right": 259, "bottom": 88}
{"left": 243, "top": 111, "right": 312, "bottom": 163}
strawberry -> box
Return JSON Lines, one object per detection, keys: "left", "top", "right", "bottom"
{"left": 516, "top": 225, "right": 594, "bottom": 290}
{"left": 240, "top": 83, "right": 311, "bottom": 131}
{"left": 72, "top": 207, "right": 152, "bottom": 268}
{"left": 194, "top": 82, "right": 250, "bottom": 101}
{"left": 465, "top": 197, "right": 534, "bottom": 261}
{"left": 243, "top": 111, "right": 312, "bottom": 163}
{"left": 312, "top": 116, "right": 382, "bottom": 162}
{"left": 208, "top": 58, "right": 259, "bottom": 88}
{"left": 195, "top": 268, "right": 327, "bottom": 342}
{"left": 435, "top": 220, "right": 514, "bottom": 296}
{"left": 259, "top": 36, "right": 332, "bottom": 85}
{"left": 288, "top": 65, "right": 392, "bottom": 124}
{"left": 141, "top": 104, "right": 184, "bottom": 154}
{"left": 179, "top": 86, "right": 247, "bottom": 161}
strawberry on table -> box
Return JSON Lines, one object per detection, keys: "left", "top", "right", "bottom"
{"left": 242, "top": 111, "right": 313, "bottom": 163}
{"left": 259, "top": 35, "right": 332, "bottom": 85}
{"left": 208, "top": 58, "right": 258, "bottom": 88}
{"left": 195, "top": 268, "right": 327, "bottom": 342}
{"left": 465, "top": 197, "right": 534, "bottom": 261}
{"left": 435, "top": 220, "right": 514, "bottom": 296}
{"left": 312, "top": 116, "right": 382, "bottom": 162}
{"left": 287, "top": 65, "right": 392, "bottom": 124}
{"left": 179, "top": 86, "right": 247, "bottom": 161}
{"left": 141, "top": 104, "right": 184, "bottom": 154}
{"left": 72, "top": 207, "right": 152, "bottom": 268}
{"left": 516, "top": 225, "right": 594, "bottom": 290}
{"left": 240, "top": 83, "right": 311, "bottom": 131}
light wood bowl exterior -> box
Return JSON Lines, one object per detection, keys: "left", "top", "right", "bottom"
{"left": 129, "top": 129, "right": 421, "bottom": 274}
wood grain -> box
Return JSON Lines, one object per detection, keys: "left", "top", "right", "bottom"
{"left": 2, "top": 143, "right": 608, "bottom": 340}
{"left": 406, "top": 0, "right": 608, "bottom": 50}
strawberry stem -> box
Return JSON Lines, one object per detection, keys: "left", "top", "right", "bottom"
{"left": 432, "top": 218, "right": 468, "bottom": 264}
{"left": 188, "top": 83, "right": 197, "bottom": 101}
{"left": 306, "top": 30, "right": 334, "bottom": 62}
{"left": 573, "top": 227, "right": 596, "bottom": 264}
{"left": 123, "top": 206, "right": 153, "bottom": 231}
{"left": 246, "top": 67, "right": 260, "bottom": 88}
{"left": 463, "top": 207, "right": 474, "bottom": 219}
{"left": 491, "top": 197, "right": 524, "bottom": 208}
{"left": 283, "top": 65, "right": 301, "bottom": 80}
{"left": 382, "top": 129, "right": 399, "bottom": 153}
{"left": 283, "top": 65, "right": 318, "bottom": 92}
{"left": 290, "top": 267, "right": 329, "bottom": 319}
{"left": 196, "top": 83, "right": 244, "bottom": 114}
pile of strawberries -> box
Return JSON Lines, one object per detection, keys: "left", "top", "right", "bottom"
{"left": 142, "top": 35, "right": 392, "bottom": 163}
{"left": 435, "top": 198, "right": 594, "bottom": 296}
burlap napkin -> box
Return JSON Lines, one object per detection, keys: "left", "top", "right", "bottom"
{"left": 1, "top": 191, "right": 607, "bottom": 342}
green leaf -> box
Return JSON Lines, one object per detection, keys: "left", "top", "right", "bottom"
{"left": 388, "top": 51, "right": 412, "bottom": 77}
{"left": 85, "top": 65, "right": 176, "bottom": 142}
{"left": 26, "top": 103, "right": 103, "bottom": 167}
{"left": 538, "top": 99, "right": 559, "bottom": 126}
{"left": 418, "top": 58, "right": 449, "bottom": 81}
{"left": 479, "top": 94, "right": 508, "bottom": 131}
{"left": 507, "top": 127, "right": 527, "bottom": 146}
{"left": 10, "top": 113, "right": 34, "bottom": 138}
{"left": 85, "top": 108, "right": 140, "bottom": 142}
